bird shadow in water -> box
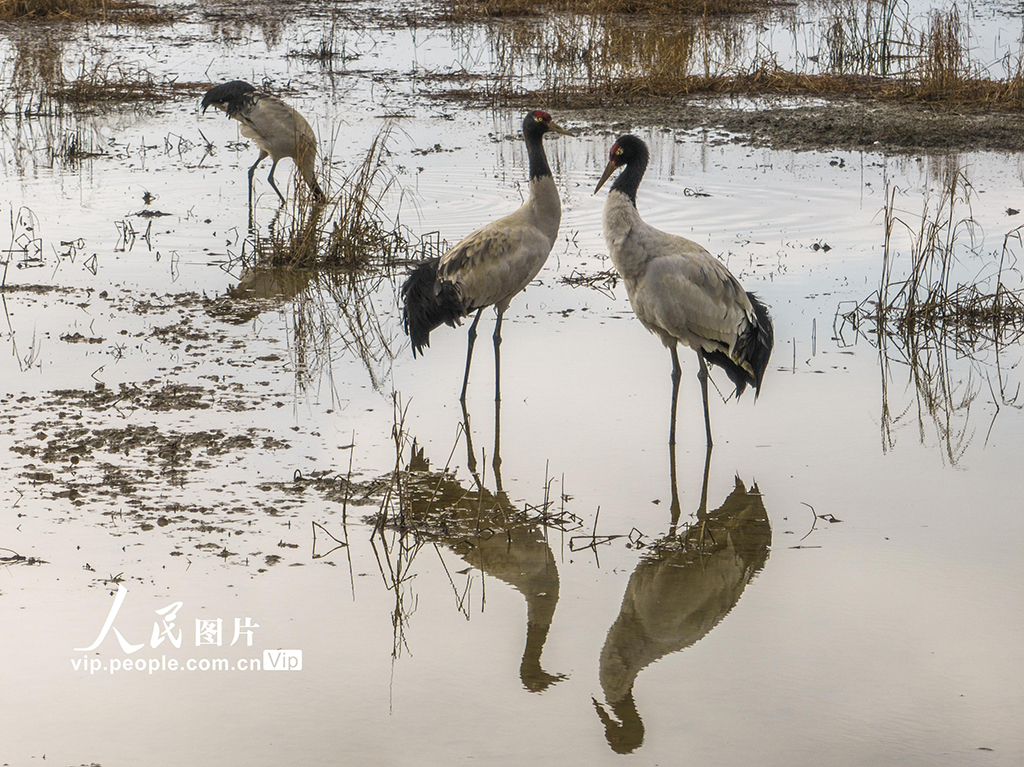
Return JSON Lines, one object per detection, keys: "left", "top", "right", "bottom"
{"left": 593, "top": 443, "right": 772, "bottom": 754}
{"left": 402, "top": 398, "right": 567, "bottom": 693}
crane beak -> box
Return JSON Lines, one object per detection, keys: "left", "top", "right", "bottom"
{"left": 548, "top": 121, "right": 572, "bottom": 137}
{"left": 594, "top": 158, "right": 618, "bottom": 194}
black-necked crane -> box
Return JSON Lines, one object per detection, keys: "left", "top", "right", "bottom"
{"left": 402, "top": 110, "right": 571, "bottom": 402}
{"left": 201, "top": 80, "right": 325, "bottom": 207}
{"left": 594, "top": 134, "right": 774, "bottom": 448}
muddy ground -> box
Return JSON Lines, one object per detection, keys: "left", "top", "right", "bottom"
{"left": 575, "top": 97, "right": 1024, "bottom": 153}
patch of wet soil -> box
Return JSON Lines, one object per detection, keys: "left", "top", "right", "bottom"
{"left": 0, "top": 287, "right": 374, "bottom": 571}
{"left": 579, "top": 98, "right": 1024, "bottom": 153}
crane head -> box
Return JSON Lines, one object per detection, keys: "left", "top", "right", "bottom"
{"left": 201, "top": 80, "right": 257, "bottom": 116}
{"left": 525, "top": 110, "right": 572, "bottom": 138}
{"left": 595, "top": 134, "right": 647, "bottom": 194}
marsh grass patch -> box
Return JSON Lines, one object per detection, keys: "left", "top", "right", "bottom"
{"left": 53, "top": 55, "right": 205, "bottom": 107}
{"left": 838, "top": 168, "right": 1024, "bottom": 462}
{"left": 0, "top": 0, "right": 173, "bottom": 22}
{"left": 436, "top": 3, "right": 1024, "bottom": 113}
{"left": 253, "top": 124, "right": 408, "bottom": 270}
{"left": 4, "top": 34, "right": 207, "bottom": 113}
{"left": 844, "top": 169, "right": 1024, "bottom": 351}
{"left": 443, "top": 0, "right": 771, "bottom": 21}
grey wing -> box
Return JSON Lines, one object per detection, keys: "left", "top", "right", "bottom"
{"left": 630, "top": 233, "right": 753, "bottom": 353}
{"left": 438, "top": 222, "right": 551, "bottom": 311}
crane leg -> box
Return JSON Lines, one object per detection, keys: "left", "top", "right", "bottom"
{"left": 460, "top": 309, "right": 484, "bottom": 403}
{"left": 460, "top": 398, "right": 478, "bottom": 477}
{"left": 668, "top": 436, "right": 681, "bottom": 534}
{"left": 493, "top": 307, "right": 504, "bottom": 404}
{"left": 669, "top": 346, "right": 682, "bottom": 446}
{"left": 492, "top": 306, "right": 504, "bottom": 486}
{"left": 697, "top": 353, "right": 714, "bottom": 448}
{"left": 695, "top": 441, "right": 715, "bottom": 550}
{"left": 248, "top": 150, "right": 268, "bottom": 210}
{"left": 267, "top": 159, "right": 286, "bottom": 204}
{"left": 493, "top": 386, "right": 503, "bottom": 493}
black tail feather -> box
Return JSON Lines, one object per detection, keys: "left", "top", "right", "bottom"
{"left": 401, "top": 258, "right": 466, "bottom": 357}
{"left": 743, "top": 292, "right": 774, "bottom": 398}
{"left": 703, "top": 292, "right": 774, "bottom": 399}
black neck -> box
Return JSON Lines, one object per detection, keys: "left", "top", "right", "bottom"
{"left": 611, "top": 146, "right": 648, "bottom": 206}
{"left": 525, "top": 124, "right": 552, "bottom": 181}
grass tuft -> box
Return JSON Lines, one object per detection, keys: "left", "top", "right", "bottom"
{"left": 837, "top": 169, "right": 1024, "bottom": 462}
{"left": 255, "top": 125, "right": 407, "bottom": 270}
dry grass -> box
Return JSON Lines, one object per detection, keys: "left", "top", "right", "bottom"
{"left": 255, "top": 125, "right": 408, "bottom": 270}
{"left": 2, "top": 34, "right": 207, "bottom": 113}
{"left": 0, "top": 0, "right": 172, "bottom": 22}
{"left": 844, "top": 169, "right": 1024, "bottom": 351}
{"left": 445, "top": 0, "right": 769, "bottom": 21}
{"left": 55, "top": 56, "right": 202, "bottom": 106}
{"left": 837, "top": 169, "right": 1024, "bottom": 463}
{"left": 437, "top": 3, "right": 1024, "bottom": 113}
{"left": 820, "top": 0, "right": 912, "bottom": 77}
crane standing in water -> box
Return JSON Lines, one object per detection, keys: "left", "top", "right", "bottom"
{"left": 402, "top": 110, "right": 571, "bottom": 403}
{"left": 595, "top": 134, "right": 774, "bottom": 447}
{"left": 201, "top": 80, "right": 325, "bottom": 207}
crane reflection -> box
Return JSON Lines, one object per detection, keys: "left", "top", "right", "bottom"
{"left": 594, "top": 446, "right": 771, "bottom": 753}
{"left": 400, "top": 400, "right": 567, "bottom": 692}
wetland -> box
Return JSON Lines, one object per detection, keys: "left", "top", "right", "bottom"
{"left": 1, "top": 0, "right": 1023, "bottom": 765}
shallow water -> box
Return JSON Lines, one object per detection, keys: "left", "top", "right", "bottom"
{"left": 1, "top": 3, "right": 1023, "bottom": 766}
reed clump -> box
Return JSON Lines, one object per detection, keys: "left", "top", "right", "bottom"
{"left": 55, "top": 57, "right": 200, "bottom": 106}
{"left": 837, "top": 170, "right": 1024, "bottom": 463}
{"left": 0, "top": 0, "right": 172, "bottom": 22}
{"left": 4, "top": 36, "right": 206, "bottom": 113}
{"left": 844, "top": 170, "right": 1024, "bottom": 352}
{"left": 256, "top": 126, "right": 408, "bottom": 270}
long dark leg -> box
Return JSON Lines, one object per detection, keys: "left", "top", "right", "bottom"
{"left": 491, "top": 308, "right": 504, "bottom": 483}
{"left": 248, "top": 150, "right": 268, "bottom": 213}
{"left": 493, "top": 306, "right": 504, "bottom": 404}
{"left": 668, "top": 436, "right": 681, "bottom": 534}
{"left": 460, "top": 397, "right": 479, "bottom": 479}
{"left": 698, "top": 440, "right": 712, "bottom": 514}
{"left": 696, "top": 441, "right": 714, "bottom": 549}
{"left": 266, "top": 158, "right": 286, "bottom": 204}
{"left": 493, "top": 391, "right": 503, "bottom": 494}
{"left": 460, "top": 309, "right": 483, "bottom": 403}
{"left": 697, "top": 353, "right": 713, "bottom": 449}
{"left": 669, "top": 346, "right": 682, "bottom": 446}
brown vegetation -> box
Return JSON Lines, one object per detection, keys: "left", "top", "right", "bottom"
{"left": 445, "top": 0, "right": 769, "bottom": 21}
{"left": 438, "top": 4, "right": 1024, "bottom": 114}
{"left": 0, "top": 0, "right": 171, "bottom": 22}
{"left": 837, "top": 169, "right": 1024, "bottom": 463}
{"left": 255, "top": 126, "right": 407, "bottom": 270}
{"left": 843, "top": 169, "right": 1024, "bottom": 352}
{"left": 3, "top": 34, "right": 206, "bottom": 113}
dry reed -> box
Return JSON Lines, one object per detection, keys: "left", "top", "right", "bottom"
{"left": 445, "top": 0, "right": 769, "bottom": 21}
{"left": 0, "top": 0, "right": 171, "bottom": 21}
{"left": 254, "top": 125, "right": 407, "bottom": 270}
{"left": 837, "top": 168, "right": 1024, "bottom": 462}
{"left": 438, "top": 2, "right": 1024, "bottom": 112}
